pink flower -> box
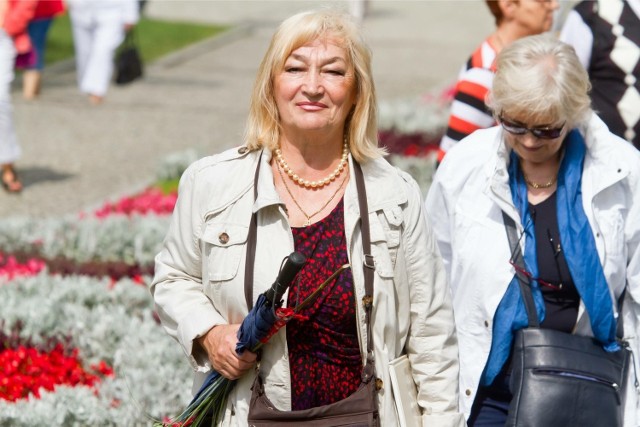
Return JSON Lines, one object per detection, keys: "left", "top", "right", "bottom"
{"left": 0, "top": 253, "right": 45, "bottom": 282}
{"left": 92, "top": 188, "right": 177, "bottom": 218}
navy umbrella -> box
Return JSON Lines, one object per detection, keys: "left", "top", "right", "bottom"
{"left": 167, "top": 252, "right": 307, "bottom": 427}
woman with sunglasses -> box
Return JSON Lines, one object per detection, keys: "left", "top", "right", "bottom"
{"left": 426, "top": 34, "right": 640, "bottom": 426}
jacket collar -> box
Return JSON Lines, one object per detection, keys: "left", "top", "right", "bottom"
{"left": 347, "top": 155, "right": 409, "bottom": 211}
{"left": 253, "top": 149, "right": 282, "bottom": 213}
{"left": 483, "top": 127, "right": 517, "bottom": 218}
{"left": 579, "top": 113, "right": 631, "bottom": 196}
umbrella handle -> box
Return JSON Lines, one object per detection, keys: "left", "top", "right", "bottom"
{"left": 264, "top": 251, "right": 306, "bottom": 307}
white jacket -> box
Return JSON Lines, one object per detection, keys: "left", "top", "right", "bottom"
{"left": 425, "top": 113, "right": 640, "bottom": 424}
{"left": 151, "top": 147, "right": 465, "bottom": 426}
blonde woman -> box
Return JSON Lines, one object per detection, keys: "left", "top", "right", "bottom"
{"left": 152, "top": 9, "right": 463, "bottom": 426}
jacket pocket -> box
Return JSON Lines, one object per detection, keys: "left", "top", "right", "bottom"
{"left": 201, "top": 222, "right": 249, "bottom": 282}
{"left": 370, "top": 210, "right": 401, "bottom": 278}
{"left": 598, "top": 210, "right": 625, "bottom": 258}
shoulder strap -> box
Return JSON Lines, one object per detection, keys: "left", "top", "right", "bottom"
{"left": 502, "top": 211, "right": 540, "bottom": 327}
{"left": 244, "top": 151, "right": 262, "bottom": 311}
{"left": 352, "top": 160, "right": 376, "bottom": 381}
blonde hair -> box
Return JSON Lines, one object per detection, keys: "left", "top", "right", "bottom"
{"left": 243, "top": 9, "right": 384, "bottom": 162}
{"left": 487, "top": 34, "right": 592, "bottom": 126}
{"left": 485, "top": 0, "right": 506, "bottom": 26}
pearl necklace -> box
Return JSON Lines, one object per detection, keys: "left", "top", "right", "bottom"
{"left": 275, "top": 142, "right": 349, "bottom": 189}
{"left": 276, "top": 159, "right": 348, "bottom": 226}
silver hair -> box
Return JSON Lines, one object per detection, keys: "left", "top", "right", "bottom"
{"left": 487, "top": 34, "right": 592, "bottom": 126}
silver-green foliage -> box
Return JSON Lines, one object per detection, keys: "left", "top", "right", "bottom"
{"left": 0, "top": 273, "right": 192, "bottom": 425}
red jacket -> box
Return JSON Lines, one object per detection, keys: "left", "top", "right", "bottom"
{"left": 3, "top": 0, "right": 37, "bottom": 54}
{"left": 33, "top": 0, "right": 64, "bottom": 19}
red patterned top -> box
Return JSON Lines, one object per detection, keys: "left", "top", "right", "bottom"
{"left": 286, "top": 198, "right": 362, "bottom": 410}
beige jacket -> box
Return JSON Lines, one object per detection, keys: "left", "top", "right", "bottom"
{"left": 151, "top": 147, "right": 464, "bottom": 426}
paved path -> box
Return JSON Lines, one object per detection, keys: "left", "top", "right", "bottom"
{"left": 0, "top": 0, "right": 492, "bottom": 218}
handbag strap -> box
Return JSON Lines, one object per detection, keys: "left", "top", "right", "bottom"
{"left": 244, "top": 151, "right": 262, "bottom": 311}
{"left": 352, "top": 160, "right": 376, "bottom": 381}
{"left": 123, "top": 29, "right": 137, "bottom": 47}
{"left": 502, "top": 210, "right": 626, "bottom": 337}
{"left": 243, "top": 153, "right": 376, "bottom": 373}
{"left": 502, "top": 211, "right": 540, "bottom": 327}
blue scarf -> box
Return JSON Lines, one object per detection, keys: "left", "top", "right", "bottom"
{"left": 481, "top": 129, "right": 618, "bottom": 386}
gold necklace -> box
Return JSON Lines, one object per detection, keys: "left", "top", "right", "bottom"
{"left": 276, "top": 160, "right": 348, "bottom": 226}
{"left": 275, "top": 142, "right": 349, "bottom": 189}
{"left": 523, "top": 172, "right": 557, "bottom": 189}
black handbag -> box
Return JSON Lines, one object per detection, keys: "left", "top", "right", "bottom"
{"left": 245, "top": 156, "right": 380, "bottom": 426}
{"left": 115, "top": 31, "right": 143, "bottom": 85}
{"left": 502, "top": 211, "right": 632, "bottom": 427}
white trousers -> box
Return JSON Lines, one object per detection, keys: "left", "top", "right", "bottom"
{"left": 0, "top": 29, "right": 19, "bottom": 164}
{"left": 70, "top": 7, "right": 125, "bottom": 96}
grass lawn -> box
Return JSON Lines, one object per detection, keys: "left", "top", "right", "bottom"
{"left": 45, "top": 13, "right": 229, "bottom": 66}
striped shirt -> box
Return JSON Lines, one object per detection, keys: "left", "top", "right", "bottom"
{"left": 560, "top": 0, "right": 640, "bottom": 148}
{"left": 439, "top": 38, "right": 497, "bottom": 161}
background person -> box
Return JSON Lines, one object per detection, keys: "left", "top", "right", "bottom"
{"left": 67, "top": 0, "right": 138, "bottom": 105}
{"left": 0, "top": 0, "right": 36, "bottom": 193}
{"left": 426, "top": 34, "right": 640, "bottom": 425}
{"left": 560, "top": 0, "right": 640, "bottom": 150}
{"left": 21, "top": 0, "right": 65, "bottom": 100}
{"left": 437, "top": 0, "right": 559, "bottom": 163}
{"left": 151, "top": 9, "right": 464, "bottom": 426}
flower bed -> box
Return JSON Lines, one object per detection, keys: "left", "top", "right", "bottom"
{"left": 0, "top": 155, "right": 194, "bottom": 426}
{"left": 379, "top": 85, "right": 452, "bottom": 196}
{"left": 0, "top": 265, "right": 192, "bottom": 425}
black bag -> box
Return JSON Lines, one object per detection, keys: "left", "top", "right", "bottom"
{"left": 246, "top": 158, "right": 380, "bottom": 426}
{"left": 502, "top": 211, "right": 632, "bottom": 427}
{"left": 115, "top": 31, "right": 143, "bottom": 85}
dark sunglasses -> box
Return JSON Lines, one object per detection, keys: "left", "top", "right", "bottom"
{"left": 499, "top": 115, "right": 565, "bottom": 140}
{"left": 509, "top": 260, "right": 562, "bottom": 291}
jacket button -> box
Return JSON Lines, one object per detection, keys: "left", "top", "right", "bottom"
{"left": 218, "top": 232, "right": 230, "bottom": 244}
{"left": 238, "top": 146, "right": 249, "bottom": 154}
{"left": 465, "top": 389, "right": 472, "bottom": 396}
{"left": 484, "top": 320, "right": 489, "bottom": 327}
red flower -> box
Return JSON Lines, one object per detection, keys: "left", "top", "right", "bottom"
{"left": 0, "top": 344, "right": 113, "bottom": 402}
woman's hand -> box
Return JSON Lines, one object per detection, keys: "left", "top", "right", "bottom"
{"left": 197, "top": 324, "right": 258, "bottom": 380}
